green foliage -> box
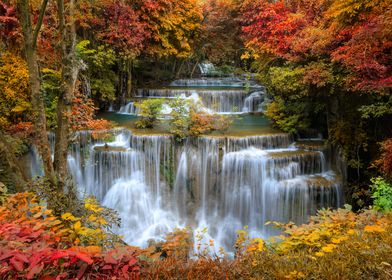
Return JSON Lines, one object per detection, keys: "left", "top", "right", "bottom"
{"left": 169, "top": 97, "right": 191, "bottom": 142}
{"left": 41, "top": 68, "right": 61, "bottom": 129}
{"left": 265, "top": 97, "right": 310, "bottom": 134}
{"left": 135, "top": 99, "right": 164, "bottom": 128}
{"left": 269, "top": 66, "right": 305, "bottom": 96}
{"left": 371, "top": 177, "right": 392, "bottom": 212}
{"left": 168, "top": 97, "right": 234, "bottom": 141}
{"left": 359, "top": 96, "right": 392, "bottom": 119}
{"left": 0, "top": 182, "right": 7, "bottom": 204}
{"left": 77, "top": 40, "right": 117, "bottom": 102}
{"left": 329, "top": 117, "right": 368, "bottom": 170}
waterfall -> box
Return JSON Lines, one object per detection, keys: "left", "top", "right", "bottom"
{"left": 27, "top": 76, "right": 344, "bottom": 254}
{"left": 242, "top": 91, "right": 264, "bottom": 112}
{"left": 63, "top": 129, "right": 343, "bottom": 252}
{"left": 134, "top": 88, "right": 265, "bottom": 114}
{"left": 118, "top": 102, "right": 139, "bottom": 115}
{"left": 198, "top": 63, "right": 216, "bottom": 76}
{"left": 108, "top": 103, "right": 114, "bottom": 112}
{"left": 169, "top": 77, "right": 264, "bottom": 89}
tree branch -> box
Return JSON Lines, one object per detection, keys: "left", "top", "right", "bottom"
{"left": 32, "top": 0, "right": 49, "bottom": 49}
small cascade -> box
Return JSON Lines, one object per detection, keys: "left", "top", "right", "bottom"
{"left": 118, "top": 102, "right": 139, "bottom": 115}
{"left": 242, "top": 91, "right": 264, "bottom": 112}
{"left": 198, "top": 62, "right": 216, "bottom": 76}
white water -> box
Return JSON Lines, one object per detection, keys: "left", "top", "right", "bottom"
{"left": 169, "top": 77, "right": 264, "bottom": 89}
{"left": 118, "top": 101, "right": 139, "bottom": 115}
{"left": 60, "top": 129, "right": 343, "bottom": 251}
{"left": 123, "top": 87, "right": 266, "bottom": 114}
{"left": 198, "top": 62, "right": 215, "bottom": 76}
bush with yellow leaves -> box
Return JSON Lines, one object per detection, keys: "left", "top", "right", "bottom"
{"left": 239, "top": 206, "right": 392, "bottom": 280}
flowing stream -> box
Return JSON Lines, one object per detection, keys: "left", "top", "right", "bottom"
{"left": 30, "top": 77, "right": 344, "bottom": 253}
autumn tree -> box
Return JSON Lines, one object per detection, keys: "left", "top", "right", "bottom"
{"left": 53, "top": 0, "right": 80, "bottom": 185}
{"left": 199, "top": 0, "right": 244, "bottom": 66}
{"left": 17, "top": 0, "right": 56, "bottom": 184}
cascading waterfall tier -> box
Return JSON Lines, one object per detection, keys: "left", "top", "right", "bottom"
{"left": 61, "top": 129, "right": 343, "bottom": 251}
{"left": 117, "top": 77, "right": 267, "bottom": 115}
{"left": 169, "top": 77, "right": 264, "bottom": 88}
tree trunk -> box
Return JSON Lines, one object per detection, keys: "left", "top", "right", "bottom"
{"left": 126, "top": 60, "right": 133, "bottom": 98}
{"left": 0, "top": 132, "right": 28, "bottom": 191}
{"left": 17, "top": 0, "right": 56, "bottom": 185}
{"left": 53, "top": 0, "right": 79, "bottom": 186}
{"left": 190, "top": 59, "right": 199, "bottom": 78}
{"left": 176, "top": 60, "right": 185, "bottom": 78}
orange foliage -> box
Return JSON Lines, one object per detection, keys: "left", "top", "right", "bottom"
{"left": 70, "top": 88, "right": 113, "bottom": 132}
{"left": 377, "top": 138, "right": 392, "bottom": 178}
{"left": 189, "top": 111, "right": 215, "bottom": 136}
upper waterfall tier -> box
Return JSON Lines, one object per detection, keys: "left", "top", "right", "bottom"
{"left": 169, "top": 77, "right": 264, "bottom": 88}
{"left": 117, "top": 76, "right": 268, "bottom": 115}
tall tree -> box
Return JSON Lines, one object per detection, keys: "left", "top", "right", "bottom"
{"left": 17, "top": 0, "right": 56, "bottom": 184}
{"left": 53, "top": 0, "right": 80, "bottom": 185}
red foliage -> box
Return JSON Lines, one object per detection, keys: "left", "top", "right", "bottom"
{"left": 240, "top": 0, "right": 392, "bottom": 92}
{"left": 331, "top": 10, "right": 392, "bottom": 91}
{"left": 241, "top": 0, "right": 306, "bottom": 59}
{"left": 0, "top": 1, "right": 20, "bottom": 47}
{"left": 97, "top": 1, "right": 148, "bottom": 58}
{"left": 78, "top": 0, "right": 148, "bottom": 58}
{"left": 200, "top": 0, "right": 243, "bottom": 64}
{"left": 0, "top": 193, "right": 141, "bottom": 280}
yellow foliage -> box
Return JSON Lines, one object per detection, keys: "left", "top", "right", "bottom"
{"left": 321, "top": 244, "right": 336, "bottom": 253}
{"left": 247, "top": 238, "right": 264, "bottom": 253}
{"left": 0, "top": 52, "right": 30, "bottom": 128}
{"left": 61, "top": 212, "right": 79, "bottom": 221}
{"left": 84, "top": 197, "right": 104, "bottom": 213}
{"left": 241, "top": 208, "right": 392, "bottom": 279}
{"left": 285, "top": 270, "right": 305, "bottom": 279}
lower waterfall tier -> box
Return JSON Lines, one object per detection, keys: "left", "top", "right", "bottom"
{"left": 60, "top": 129, "right": 344, "bottom": 251}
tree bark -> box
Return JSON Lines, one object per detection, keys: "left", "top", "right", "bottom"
{"left": 17, "top": 0, "right": 56, "bottom": 185}
{"left": 0, "top": 132, "right": 28, "bottom": 191}
{"left": 53, "top": 0, "right": 79, "bottom": 185}
{"left": 126, "top": 60, "right": 133, "bottom": 98}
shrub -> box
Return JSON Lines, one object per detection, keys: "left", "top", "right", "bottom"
{"left": 1, "top": 193, "right": 392, "bottom": 279}
{"left": 135, "top": 99, "right": 164, "bottom": 129}
{"left": 239, "top": 208, "right": 392, "bottom": 280}
{"left": 0, "top": 193, "right": 141, "bottom": 279}
{"left": 189, "top": 111, "right": 215, "bottom": 136}
{"left": 371, "top": 177, "right": 392, "bottom": 212}
{"left": 70, "top": 89, "right": 114, "bottom": 132}
{"left": 169, "top": 97, "right": 190, "bottom": 141}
